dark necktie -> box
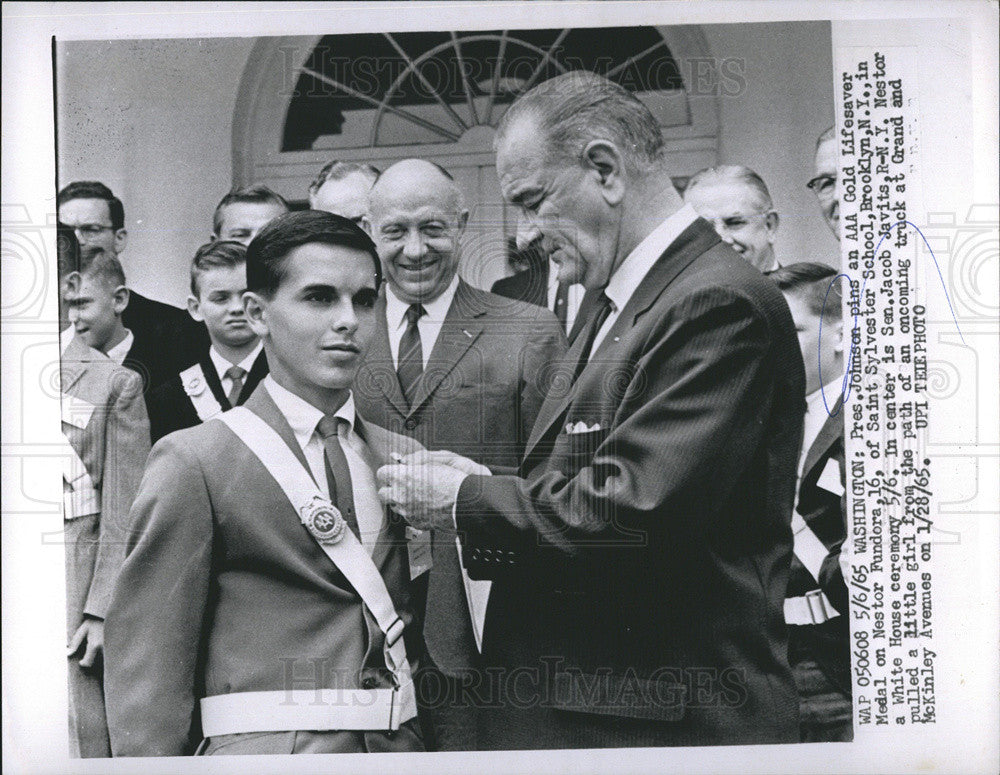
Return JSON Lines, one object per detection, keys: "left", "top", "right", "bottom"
{"left": 572, "top": 292, "right": 613, "bottom": 381}
{"left": 396, "top": 303, "right": 426, "bottom": 407}
{"left": 224, "top": 365, "right": 246, "bottom": 407}
{"left": 316, "top": 415, "right": 360, "bottom": 540}
{"left": 553, "top": 280, "right": 570, "bottom": 328}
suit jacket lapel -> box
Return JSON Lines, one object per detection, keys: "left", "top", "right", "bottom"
{"left": 354, "top": 415, "right": 423, "bottom": 569}
{"left": 803, "top": 396, "right": 844, "bottom": 479}
{"left": 60, "top": 336, "right": 99, "bottom": 395}
{"left": 360, "top": 294, "right": 410, "bottom": 418}
{"left": 405, "top": 280, "right": 484, "bottom": 417}
{"left": 523, "top": 218, "right": 720, "bottom": 461}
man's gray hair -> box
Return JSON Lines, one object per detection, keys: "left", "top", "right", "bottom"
{"left": 685, "top": 164, "right": 774, "bottom": 212}
{"left": 496, "top": 71, "right": 665, "bottom": 176}
{"left": 308, "top": 160, "right": 381, "bottom": 198}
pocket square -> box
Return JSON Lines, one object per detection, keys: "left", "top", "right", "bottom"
{"left": 565, "top": 421, "right": 603, "bottom": 435}
{"left": 61, "top": 397, "right": 96, "bottom": 429}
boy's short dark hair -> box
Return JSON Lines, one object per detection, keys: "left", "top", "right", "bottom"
{"left": 308, "top": 161, "right": 381, "bottom": 198}
{"left": 79, "top": 246, "right": 128, "bottom": 290}
{"left": 771, "top": 262, "right": 842, "bottom": 321}
{"left": 190, "top": 240, "right": 248, "bottom": 296}
{"left": 212, "top": 184, "right": 290, "bottom": 236}
{"left": 246, "top": 210, "right": 382, "bottom": 299}
{"left": 57, "top": 181, "right": 125, "bottom": 230}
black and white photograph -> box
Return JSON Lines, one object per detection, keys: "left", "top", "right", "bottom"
{"left": 2, "top": 2, "right": 998, "bottom": 773}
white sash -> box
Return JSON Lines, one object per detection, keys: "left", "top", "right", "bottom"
{"left": 216, "top": 409, "right": 413, "bottom": 699}
{"left": 180, "top": 363, "right": 224, "bottom": 422}
{"left": 786, "top": 510, "right": 839, "bottom": 624}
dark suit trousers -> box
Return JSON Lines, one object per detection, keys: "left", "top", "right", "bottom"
{"left": 65, "top": 514, "right": 112, "bottom": 758}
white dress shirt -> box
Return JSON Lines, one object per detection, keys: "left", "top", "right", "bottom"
{"left": 104, "top": 329, "right": 134, "bottom": 366}
{"left": 545, "top": 259, "right": 584, "bottom": 335}
{"left": 209, "top": 341, "right": 263, "bottom": 399}
{"left": 589, "top": 203, "right": 700, "bottom": 357}
{"left": 385, "top": 275, "right": 460, "bottom": 368}
{"left": 262, "top": 375, "right": 385, "bottom": 553}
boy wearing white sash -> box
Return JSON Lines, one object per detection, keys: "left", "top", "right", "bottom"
{"left": 104, "top": 211, "right": 425, "bottom": 756}
{"left": 147, "top": 241, "right": 267, "bottom": 443}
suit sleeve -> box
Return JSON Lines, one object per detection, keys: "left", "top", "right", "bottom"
{"left": 84, "top": 368, "right": 151, "bottom": 619}
{"left": 457, "top": 289, "right": 777, "bottom": 577}
{"left": 104, "top": 435, "right": 213, "bottom": 757}
{"left": 819, "top": 449, "right": 849, "bottom": 614}
{"left": 517, "top": 310, "right": 568, "bottom": 445}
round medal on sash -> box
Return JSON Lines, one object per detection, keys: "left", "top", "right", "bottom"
{"left": 300, "top": 496, "right": 346, "bottom": 545}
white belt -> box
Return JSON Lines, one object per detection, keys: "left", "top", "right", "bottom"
{"left": 785, "top": 588, "right": 840, "bottom": 625}
{"left": 200, "top": 683, "right": 417, "bottom": 736}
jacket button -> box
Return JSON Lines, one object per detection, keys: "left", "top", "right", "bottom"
{"left": 362, "top": 677, "right": 377, "bottom": 689}
{"left": 471, "top": 548, "right": 481, "bottom": 560}
{"left": 404, "top": 418, "right": 418, "bottom": 430}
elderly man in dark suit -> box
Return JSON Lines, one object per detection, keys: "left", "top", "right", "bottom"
{"left": 379, "top": 71, "right": 805, "bottom": 749}
{"left": 356, "top": 158, "right": 566, "bottom": 750}
{"left": 58, "top": 181, "right": 207, "bottom": 392}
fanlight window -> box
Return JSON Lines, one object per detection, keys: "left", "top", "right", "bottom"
{"left": 283, "top": 28, "right": 686, "bottom": 151}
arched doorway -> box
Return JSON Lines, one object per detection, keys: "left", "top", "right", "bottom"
{"left": 233, "top": 26, "right": 719, "bottom": 288}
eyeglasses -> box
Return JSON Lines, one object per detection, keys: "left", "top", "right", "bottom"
{"left": 806, "top": 175, "right": 836, "bottom": 197}
{"left": 72, "top": 224, "right": 116, "bottom": 237}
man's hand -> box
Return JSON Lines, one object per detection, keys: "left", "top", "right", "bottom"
{"left": 67, "top": 616, "right": 104, "bottom": 670}
{"left": 396, "top": 449, "right": 492, "bottom": 477}
{"left": 377, "top": 459, "right": 475, "bottom": 531}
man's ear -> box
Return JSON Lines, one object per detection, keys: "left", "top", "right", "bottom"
{"left": 244, "top": 291, "right": 268, "bottom": 338}
{"left": 830, "top": 317, "right": 845, "bottom": 354}
{"left": 764, "top": 210, "right": 779, "bottom": 237}
{"left": 112, "top": 285, "right": 130, "bottom": 315}
{"left": 582, "top": 140, "right": 626, "bottom": 207}
{"left": 114, "top": 228, "right": 128, "bottom": 255}
{"left": 186, "top": 294, "right": 204, "bottom": 322}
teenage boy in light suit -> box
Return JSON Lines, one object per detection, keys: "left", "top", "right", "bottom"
{"left": 104, "top": 211, "right": 425, "bottom": 756}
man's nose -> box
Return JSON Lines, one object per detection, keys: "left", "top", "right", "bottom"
{"left": 403, "top": 229, "right": 425, "bottom": 260}
{"left": 331, "top": 298, "right": 359, "bottom": 333}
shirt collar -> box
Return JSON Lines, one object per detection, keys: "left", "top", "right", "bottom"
{"left": 105, "top": 329, "right": 134, "bottom": 365}
{"left": 385, "top": 273, "right": 460, "bottom": 330}
{"left": 263, "top": 375, "right": 356, "bottom": 450}
{"left": 547, "top": 258, "right": 561, "bottom": 291}
{"left": 603, "top": 203, "right": 700, "bottom": 313}
{"left": 209, "top": 340, "right": 263, "bottom": 382}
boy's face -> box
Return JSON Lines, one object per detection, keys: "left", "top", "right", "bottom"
{"left": 784, "top": 291, "right": 843, "bottom": 395}
{"left": 66, "top": 273, "right": 127, "bottom": 353}
{"left": 188, "top": 265, "right": 256, "bottom": 349}
{"left": 245, "top": 242, "right": 378, "bottom": 401}
{"left": 215, "top": 202, "right": 287, "bottom": 245}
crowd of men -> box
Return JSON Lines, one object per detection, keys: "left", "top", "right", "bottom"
{"left": 57, "top": 70, "right": 850, "bottom": 757}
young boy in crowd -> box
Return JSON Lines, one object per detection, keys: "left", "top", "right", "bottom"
{"left": 211, "top": 184, "right": 289, "bottom": 245}
{"left": 146, "top": 241, "right": 267, "bottom": 442}
{"left": 58, "top": 225, "right": 151, "bottom": 757}
{"left": 64, "top": 248, "right": 133, "bottom": 365}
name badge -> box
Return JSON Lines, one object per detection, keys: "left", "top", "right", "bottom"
{"left": 405, "top": 526, "right": 433, "bottom": 580}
